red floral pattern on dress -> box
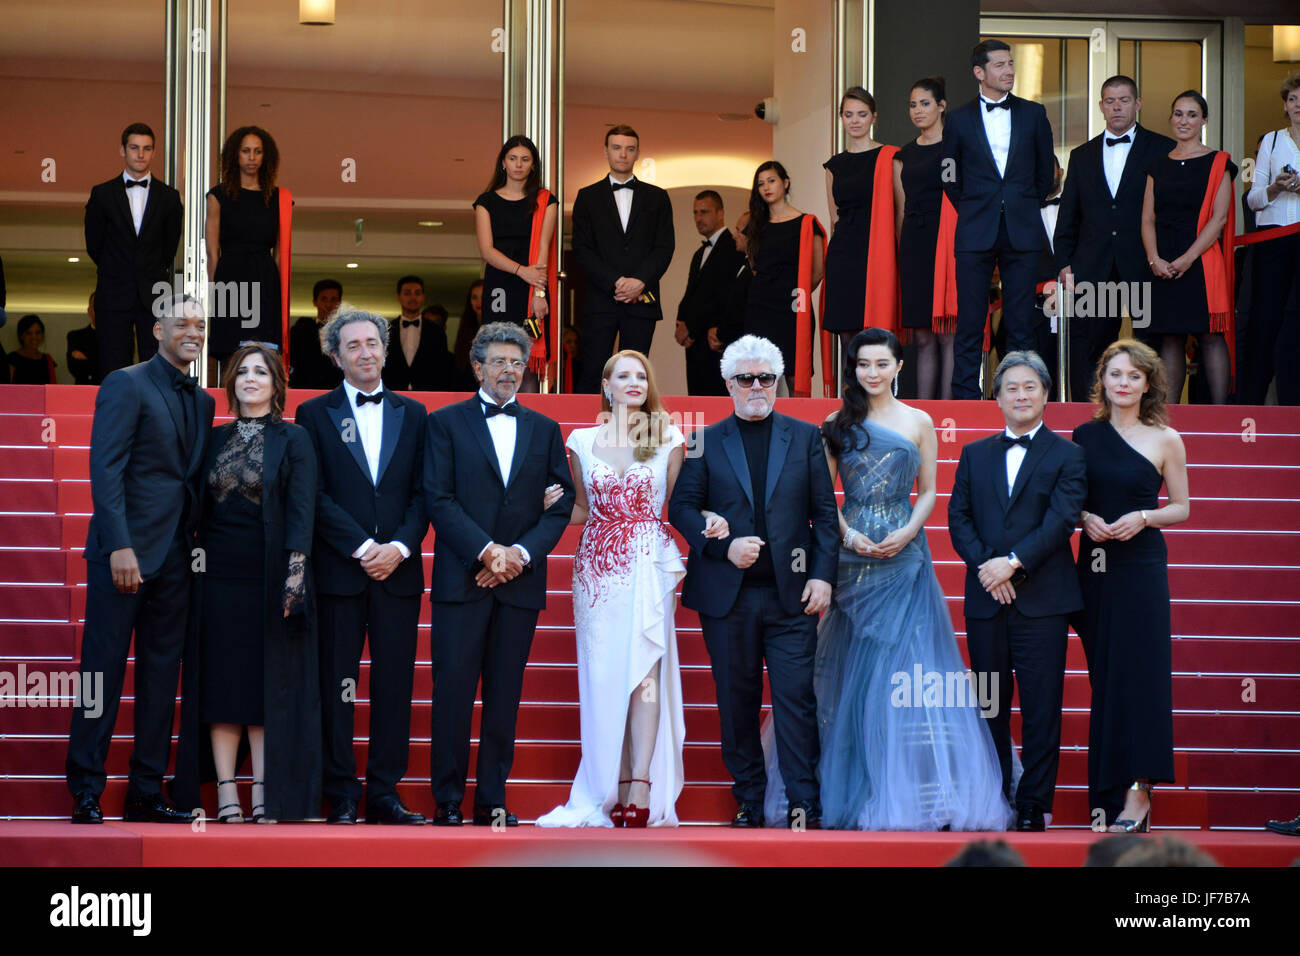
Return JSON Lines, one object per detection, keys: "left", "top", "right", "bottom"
{"left": 575, "top": 463, "right": 672, "bottom": 608}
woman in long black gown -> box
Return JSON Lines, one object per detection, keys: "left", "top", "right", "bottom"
{"left": 205, "top": 126, "right": 283, "bottom": 377}
{"left": 1073, "top": 339, "right": 1189, "bottom": 832}
{"left": 740, "top": 161, "right": 825, "bottom": 395}
{"left": 174, "top": 344, "right": 320, "bottom": 823}
{"left": 1141, "top": 92, "right": 1236, "bottom": 404}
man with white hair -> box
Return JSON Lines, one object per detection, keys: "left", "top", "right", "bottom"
{"left": 669, "top": 335, "right": 839, "bottom": 828}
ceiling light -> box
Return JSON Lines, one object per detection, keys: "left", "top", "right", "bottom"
{"left": 345, "top": 262, "right": 359, "bottom": 269}
{"left": 299, "top": 0, "right": 334, "bottom": 25}
{"left": 67, "top": 257, "right": 80, "bottom": 263}
{"left": 1275, "top": 26, "right": 1300, "bottom": 62}
{"left": 417, "top": 221, "right": 443, "bottom": 227}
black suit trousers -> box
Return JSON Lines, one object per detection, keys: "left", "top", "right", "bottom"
{"left": 65, "top": 540, "right": 189, "bottom": 800}
{"left": 953, "top": 213, "right": 1039, "bottom": 399}
{"left": 97, "top": 303, "right": 160, "bottom": 381}
{"left": 685, "top": 339, "right": 726, "bottom": 396}
{"left": 1243, "top": 232, "right": 1300, "bottom": 405}
{"left": 700, "top": 584, "right": 820, "bottom": 808}
{"left": 965, "top": 606, "right": 1068, "bottom": 814}
{"left": 318, "top": 584, "right": 419, "bottom": 807}
{"left": 577, "top": 311, "right": 656, "bottom": 393}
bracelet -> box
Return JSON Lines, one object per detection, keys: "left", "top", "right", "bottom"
{"left": 1140, "top": 509, "right": 1148, "bottom": 527}
{"left": 843, "top": 529, "right": 857, "bottom": 549}
{"left": 514, "top": 264, "right": 521, "bottom": 275}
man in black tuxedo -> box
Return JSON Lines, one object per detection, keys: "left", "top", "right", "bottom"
{"left": 66, "top": 292, "right": 100, "bottom": 386}
{"left": 385, "top": 275, "right": 453, "bottom": 391}
{"left": 66, "top": 296, "right": 213, "bottom": 824}
{"left": 296, "top": 309, "right": 429, "bottom": 825}
{"left": 669, "top": 335, "right": 838, "bottom": 828}
{"left": 675, "top": 191, "right": 745, "bottom": 396}
{"left": 570, "top": 125, "right": 675, "bottom": 392}
{"left": 942, "top": 40, "right": 1055, "bottom": 400}
{"left": 1055, "top": 75, "right": 1176, "bottom": 401}
{"left": 424, "top": 322, "right": 574, "bottom": 826}
{"left": 83, "top": 122, "right": 183, "bottom": 381}
{"left": 288, "top": 278, "right": 344, "bottom": 391}
{"left": 948, "top": 351, "right": 1086, "bottom": 831}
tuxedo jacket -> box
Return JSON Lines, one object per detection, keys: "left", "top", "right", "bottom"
{"left": 570, "top": 177, "right": 675, "bottom": 320}
{"left": 942, "top": 95, "right": 1055, "bottom": 253}
{"left": 295, "top": 385, "right": 428, "bottom": 598}
{"left": 83, "top": 354, "right": 215, "bottom": 577}
{"left": 84, "top": 175, "right": 183, "bottom": 312}
{"left": 947, "top": 426, "right": 1086, "bottom": 620}
{"left": 66, "top": 323, "right": 99, "bottom": 385}
{"left": 424, "top": 396, "right": 575, "bottom": 609}
{"left": 287, "top": 317, "right": 343, "bottom": 391}
{"left": 385, "top": 317, "right": 452, "bottom": 391}
{"left": 668, "top": 413, "right": 839, "bottom": 619}
{"left": 676, "top": 229, "right": 746, "bottom": 340}
{"left": 1054, "top": 125, "right": 1176, "bottom": 284}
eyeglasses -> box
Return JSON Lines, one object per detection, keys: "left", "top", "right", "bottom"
{"left": 485, "top": 358, "right": 527, "bottom": 371}
{"left": 732, "top": 372, "right": 778, "bottom": 388}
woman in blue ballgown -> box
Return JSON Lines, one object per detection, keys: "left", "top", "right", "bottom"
{"left": 766, "top": 327, "right": 1013, "bottom": 830}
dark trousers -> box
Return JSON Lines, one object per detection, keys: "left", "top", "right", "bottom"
{"left": 685, "top": 339, "right": 727, "bottom": 396}
{"left": 97, "top": 303, "right": 159, "bottom": 381}
{"left": 1067, "top": 264, "right": 1123, "bottom": 402}
{"left": 430, "top": 598, "right": 539, "bottom": 807}
{"left": 65, "top": 542, "right": 189, "bottom": 801}
{"left": 964, "top": 607, "right": 1068, "bottom": 814}
{"left": 577, "top": 310, "right": 656, "bottom": 393}
{"left": 1243, "top": 232, "right": 1300, "bottom": 405}
{"left": 700, "top": 584, "right": 820, "bottom": 808}
{"left": 953, "top": 213, "right": 1039, "bottom": 399}
{"left": 318, "top": 584, "right": 419, "bottom": 808}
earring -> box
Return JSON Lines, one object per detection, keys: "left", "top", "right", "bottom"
{"left": 891, "top": 376, "right": 899, "bottom": 398}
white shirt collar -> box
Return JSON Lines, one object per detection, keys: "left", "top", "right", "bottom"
{"left": 981, "top": 92, "right": 1010, "bottom": 105}
{"left": 1004, "top": 421, "right": 1044, "bottom": 440}
{"left": 608, "top": 173, "right": 635, "bottom": 186}
{"left": 478, "top": 388, "right": 518, "bottom": 410}
{"left": 123, "top": 171, "right": 151, "bottom": 185}
{"left": 344, "top": 379, "right": 384, "bottom": 405}
{"left": 706, "top": 226, "right": 728, "bottom": 245}
{"left": 1107, "top": 124, "right": 1137, "bottom": 141}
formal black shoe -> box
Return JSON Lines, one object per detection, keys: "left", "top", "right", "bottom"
{"left": 730, "top": 802, "right": 764, "bottom": 828}
{"left": 122, "top": 793, "right": 192, "bottom": 824}
{"left": 364, "top": 797, "right": 426, "bottom": 825}
{"left": 1015, "top": 807, "right": 1046, "bottom": 832}
{"left": 326, "top": 799, "right": 358, "bottom": 825}
{"left": 431, "top": 801, "right": 463, "bottom": 826}
{"left": 1265, "top": 813, "right": 1300, "bottom": 836}
{"left": 787, "top": 799, "right": 822, "bottom": 830}
{"left": 472, "top": 804, "right": 519, "bottom": 827}
{"left": 71, "top": 793, "right": 103, "bottom": 825}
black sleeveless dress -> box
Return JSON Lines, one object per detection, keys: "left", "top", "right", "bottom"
{"left": 821, "top": 148, "right": 882, "bottom": 332}
{"left": 897, "top": 140, "right": 945, "bottom": 331}
{"left": 208, "top": 186, "right": 281, "bottom": 356}
{"left": 473, "top": 190, "right": 558, "bottom": 326}
{"left": 1072, "top": 419, "right": 1175, "bottom": 825}
{"left": 745, "top": 215, "right": 826, "bottom": 379}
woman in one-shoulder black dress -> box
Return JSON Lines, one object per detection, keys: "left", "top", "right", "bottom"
{"left": 1073, "top": 339, "right": 1189, "bottom": 833}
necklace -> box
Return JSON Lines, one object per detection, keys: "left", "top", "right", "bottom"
{"left": 236, "top": 417, "right": 266, "bottom": 443}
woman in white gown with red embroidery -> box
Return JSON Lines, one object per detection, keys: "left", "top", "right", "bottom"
{"left": 536, "top": 350, "right": 726, "bottom": 827}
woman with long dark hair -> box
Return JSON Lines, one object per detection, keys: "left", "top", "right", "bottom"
{"left": 739, "top": 161, "right": 825, "bottom": 396}
{"left": 205, "top": 126, "right": 285, "bottom": 375}
{"left": 893, "top": 77, "right": 958, "bottom": 399}
{"left": 7, "top": 315, "right": 58, "bottom": 384}
{"left": 451, "top": 279, "right": 484, "bottom": 391}
{"left": 1141, "top": 91, "right": 1237, "bottom": 403}
{"left": 1073, "top": 339, "right": 1188, "bottom": 832}
{"left": 474, "top": 135, "right": 558, "bottom": 391}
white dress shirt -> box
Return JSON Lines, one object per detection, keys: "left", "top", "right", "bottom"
{"left": 343, "top": 379, "right": 410, "bottom": 561}
{"left": 1102, "top": 124, "right": 1136, "bottom": 198}
{"left": 1040, "top": 204, "right": 1059, "bottom": 254}
{"left": 1247, "top": 128, "right": 1300, "bottom": 228}
{"left": 477, "top": 388, "right": 530, "bottom": 565}
{"left": 123, "top": 171, "right": 151, "bottom": 235}
{"left": 980, "top": 94, "right": 1012, "bottom": 178}
{"left": 399, "top": 315, "right": 421, "bottom": 368}
{"left": 700, "top": 226, "right": 727, "bottom": 268}
{"left": 609, "top": 174, "right": 635, "bottom": 231}
{"left": 1004, "top": 420, "right": 1044, "bottom": 494}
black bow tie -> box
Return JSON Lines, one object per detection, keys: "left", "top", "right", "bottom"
{"left": 483, "top": 401, "right": 519, "bottom": 418}
{"left": 125, "top": 178, "right": 148, "bottom": 189}
{"left": 402, "top": 319, "right": 420, "bottom": 328}
{"left": 1106, "top": 134, "right": 1131, "bottom": 147}
{"left": 702, "top": 238, "right": 714, "bottom": 248}
{"left": 1041, "top": 197, "right": 1060, "bottom": 207}
{"left": 173, "top": 374, "right": 198, "bottom": 393}
{"left": 1001, "top": 432, "right": 1032, "bottom": 449}
{"left": 611, "top": 180, "right": 635, "bottom": 191}
{"left": 984, "top": 99, "right": 1011, "bottom": 112}
{"left": 356, "top": 391, "right": 384, "bottom": 406}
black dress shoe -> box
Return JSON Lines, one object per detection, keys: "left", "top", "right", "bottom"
{"left": 326, "top": 799, "right": 358, "bottom": 825}
{"left": 472, "top": 804, "right": 519, "bottom": 827}
{"left": 71, "top": 793, "right": 103, "bottom": 825}
{"left": 431, "top": 801, "right": 463, "bottom": 826}
{"left": 365, "top": 797, "right": 426, "bottom": 825}
{"left": 1265, "top": 813, "right": 1300, "bottom": 836}
{"left": 787, "top": 799, "right": 822, "bottom": 830}
{"left": 731, "top": 802, "right": 764, "bottom": 828}
{"left": 122, "top": 793, "right": 191, "bottom": 824}
{"left": 1016, "top": 807, "right": 1046, "bottom": 832}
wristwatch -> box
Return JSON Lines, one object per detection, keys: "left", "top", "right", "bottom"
{"left": 1008, "top": 552, "right": 1027, "bottom": 586}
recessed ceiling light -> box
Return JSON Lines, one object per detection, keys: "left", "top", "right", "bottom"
{"left": 345, "top": 262, "right": 359, "bottom": 269}
{"left": 67, "top": 256, "right": 80, "bottom": 263}
{"left": 417, "top": 220, "right": 443, "bottom": 227}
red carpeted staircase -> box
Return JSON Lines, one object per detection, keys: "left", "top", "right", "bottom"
{"left": 1, "top": 384, "right": 1297, "bottom": 839}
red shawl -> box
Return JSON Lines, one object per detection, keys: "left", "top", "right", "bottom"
{"left": 794, "top": 213, "right": 825, "bottom": 397}
{"left": 278, "top": 188, "right": 293, "bottom": 365}
{"left": 1197, "top": 151, "right": 1235, "bottom": 378}
{"left": 525, "top": 188, "right": 558, "bottom": 379}
{"left": 931, "top": 193, "right": 959, "bottom": 334}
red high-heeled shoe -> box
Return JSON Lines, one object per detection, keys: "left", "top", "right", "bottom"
{"left": 611, "top": 780, "right": 630, "bottom": 828}
{"left": 623, "top": 778, "right": 651, "bottom": 828}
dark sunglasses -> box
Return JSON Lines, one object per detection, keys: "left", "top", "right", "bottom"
{"left": 732, "top": 372, "right": 778, "bottom": 388}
